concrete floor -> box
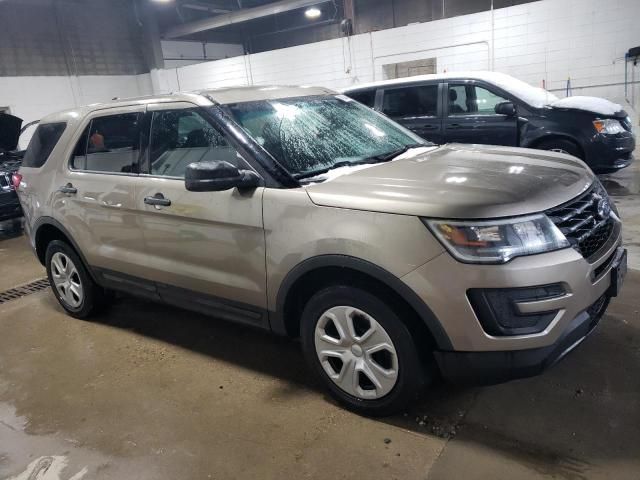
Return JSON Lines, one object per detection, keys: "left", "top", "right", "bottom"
{"left": 0, "top": 164, "right": 639, "bottom": 480}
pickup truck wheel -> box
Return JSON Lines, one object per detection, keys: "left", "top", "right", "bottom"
{"left": 45, "top": 240, "right": 110, "bottom": 319}
{"left": 301, "top": 285, "right": 425, "bottom": 416}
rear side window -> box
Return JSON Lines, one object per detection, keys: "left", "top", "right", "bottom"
{"left": 71, "top": 113, "right": 141, "bottom": 173}
{"left": 348, "top": 90, "right": 376, "bottom": 108}
{"left": 22, "top": 122, "right": 67, "bottom": 168}
{"left": 382, "top": 85, "right": 438, "bottom": 118}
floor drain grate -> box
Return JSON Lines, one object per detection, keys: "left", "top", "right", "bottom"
{"left": 0, "top": 278, "right": 50, "bottom": 304}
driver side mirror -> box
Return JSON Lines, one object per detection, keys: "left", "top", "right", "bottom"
{"left": 494, "top": 101, "right": 516, "bottom": 116}
{"left": 185, "top": 161, "right": 262, "bottom": 192}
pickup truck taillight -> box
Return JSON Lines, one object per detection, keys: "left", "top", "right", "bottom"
{"left": 11, "top": 172, "right": 22, "bottom": 190}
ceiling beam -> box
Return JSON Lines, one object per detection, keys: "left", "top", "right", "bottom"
{"left": 164, "top": 0, "right": 333, "bottom": 39}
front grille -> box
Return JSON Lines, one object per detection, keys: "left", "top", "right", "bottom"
{"left": 621, "top": 116, "right": 632, "bottom": 132}
{"left": 546, "top": 182, "right": 616, "bottom": 261}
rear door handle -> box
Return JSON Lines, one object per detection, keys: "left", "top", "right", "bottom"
{"left": 144, "top": 193, "right": 171, "bottom": 207}
{"left": 58, "top": 183, "right": 77, "bottom": 194}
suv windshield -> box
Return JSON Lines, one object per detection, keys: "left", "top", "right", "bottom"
{"left": 224, "top": 95, "right": 429, "bottom": 179}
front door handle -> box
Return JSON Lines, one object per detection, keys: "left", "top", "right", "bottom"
{"left": 58, "top": 183, "right": 77, "bottom": 194}
{"left": 448, "top": 123, "right": 463, "bottom": 129}
{"left": 144, "top": 193, "right": 171, "bottom": 207}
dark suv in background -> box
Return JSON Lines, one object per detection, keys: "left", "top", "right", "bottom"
{"left": 343, "top": 72, "right": 635, "bottom": 173}
{"left": 0, "top": 113, "right": 27, "bottom": 223}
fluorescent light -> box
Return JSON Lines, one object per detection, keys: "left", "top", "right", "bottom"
{"left": 305, "top": 7, "right": 321, "bottom": 19}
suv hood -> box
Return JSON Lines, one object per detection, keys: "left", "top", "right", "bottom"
{"left": 305, "top": 144, "right": 595, "bottom": 219}
{"left": 0, "top": 113, "right": 22, "bottom": 151}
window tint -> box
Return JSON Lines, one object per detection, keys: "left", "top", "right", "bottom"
{"left": 474, "top": 86, "right": 508, "bottom": 114}
{"left": 72, "top": 113, "right": 141, "bottom": 173}
{"left": 382, "top": 85, "right": 438, "bottom": 118}
{"left": 448, "top": 85, "right": 469, "bottom": 115}
{"left": 22, "top": 122, "right": 67, "bottom": 168}
{"left": 149, "top": 109, "right": 245, "bottom": 178}
{"left": 348, "top": 90, "right": 376, "bottom": 108}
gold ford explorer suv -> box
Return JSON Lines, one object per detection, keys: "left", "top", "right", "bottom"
{"left": 15, "top": 87, "right": 627, "bottom": 416}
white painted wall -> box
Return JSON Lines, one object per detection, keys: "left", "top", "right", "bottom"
{"left": 151, "top": 0, "right": 640, "bottom": 123}
{"left": 161, "top": 40, "right": 244, "bottom": 69}
{"left": 0, "top": 74, "right": 153, "bottom": 148}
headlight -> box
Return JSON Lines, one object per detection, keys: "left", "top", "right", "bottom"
{"left": 593, "top": 119, "right": 625, "bottom": 134}
{"left": 423, "top": 214, "right": 570, "bottom": 264}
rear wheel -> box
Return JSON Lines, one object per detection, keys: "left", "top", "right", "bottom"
{"left": 45, "top": 240, "right": 111, "bottom": 319}
{"left": 301, "top": 285, "right": 426, "bottom": 416}
{"left": 536, "top": 138, "right": 583, "bottom": 159}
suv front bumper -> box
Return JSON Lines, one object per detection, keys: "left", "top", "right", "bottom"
{"left": 401, "top": 228, "right": 625, "bottom": 384}
{"left": 433, "top": 292, "right": 608, "bottom": 385}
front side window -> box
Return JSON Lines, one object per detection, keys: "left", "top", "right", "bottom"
{"left": 448, "top": 84, "right": 509, "bottom": 116}
{"left": 225, "top": 95, "right": 427, "bottom": 179}
{"left": 382, "top": 85, "right": 438, "bottom": 118}
{"left": 22, "top": 122, "right": 67, "bottom": 168}
{"left": 148, "top": 109, "right": 245, "bottom": 178}
{"left": 72, "top": 113, "right": 141, "bottom": 173}
{"left": 474, "top": 86, "right": 509, "bottom": 114}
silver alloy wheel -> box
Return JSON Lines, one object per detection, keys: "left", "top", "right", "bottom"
{"left": 50, "top": 252, "right": 83, "bottom": 309}
{"left": 314, "top": 306, "right": 399, "bottom": 400}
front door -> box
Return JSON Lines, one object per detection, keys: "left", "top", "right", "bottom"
{"left": 52, "top": 106, "right": 148, "bottom": 280}
{"left": 134, "top": 102, "right": 267, "bottom": 325}
{"left": 379, "top": 83, "right": 443, "bottom": 143}
{"left": 443, "top": 82, "right": 518, "bottom": 146}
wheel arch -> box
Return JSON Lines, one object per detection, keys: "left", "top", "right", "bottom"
{"left": 33, "top": 217, "right": 98, "bottom": 282}
{"left": 271, "top": 255, "right": 453, "bottom": 350}
{"left": 525, "top": 134, "right": 585, "bottom": 159}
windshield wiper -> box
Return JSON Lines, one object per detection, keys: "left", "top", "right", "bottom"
{"left": 369, "top": 142, "right": 428, "bottom": 162}
{"left": 294, "top": 159, "right": 371, "bottom": 180}
{"left": 294, "top": 143, "right": 429, "bottom": 181}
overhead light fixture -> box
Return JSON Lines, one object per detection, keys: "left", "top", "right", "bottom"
{"left": 305, "top": 7, "right": 321, "bottom": 19}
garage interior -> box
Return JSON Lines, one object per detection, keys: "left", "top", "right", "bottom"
{"left": 1, "top": 0, "right": 639, "bottom": 479}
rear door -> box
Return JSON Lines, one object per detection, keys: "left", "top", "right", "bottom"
{"left": 133, "top": 102, "right": 267, "bottom": 325}
{"left": 379, "top": 83, "right": 443, "bottom": 143}
{"left": 443, "top": 82, "right": 518, "bottom": 146}
{"left": 52, "top": 106, "right": 147, "bottom": 281}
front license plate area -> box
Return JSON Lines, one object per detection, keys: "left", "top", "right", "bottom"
{"left": 608, "top": 248, "right": 627, "bottom": 297}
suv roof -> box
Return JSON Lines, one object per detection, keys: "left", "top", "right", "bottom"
{"left": 38, "top": 85, "right": 335, "bottom": 125}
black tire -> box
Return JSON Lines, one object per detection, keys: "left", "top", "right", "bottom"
{"left": 536, "top": 138, "right": 583, "bottom": 159}
{"left": 301, "top": 285, "right": 427, "bottom": 416}
{"left": 45, "top": 240, "right": 111, "bottom": 319}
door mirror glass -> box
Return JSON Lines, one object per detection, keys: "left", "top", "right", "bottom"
{"left": 185, "top": 160, "right": 262, "bottom": 192}
{"left": 494, "top": 101, "right": 516, "bottom": 116}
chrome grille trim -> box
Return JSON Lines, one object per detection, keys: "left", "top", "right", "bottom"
{"left": 546, "top": 182, "right": 618, "bottom": 261}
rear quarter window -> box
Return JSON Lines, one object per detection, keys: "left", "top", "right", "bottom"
{"left": 22, "top": 122, "right": 67, "bottom": 168}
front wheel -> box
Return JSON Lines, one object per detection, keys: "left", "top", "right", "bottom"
{"left": 301, "top": 285, "right": 426, "bottom": 416}
{"left": 536, "top": 138, "right": 583, "bottom": 159}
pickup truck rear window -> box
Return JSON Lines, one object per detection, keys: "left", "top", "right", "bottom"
{"left": 22, "top": 122, "right": 67, "bottom": 168}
